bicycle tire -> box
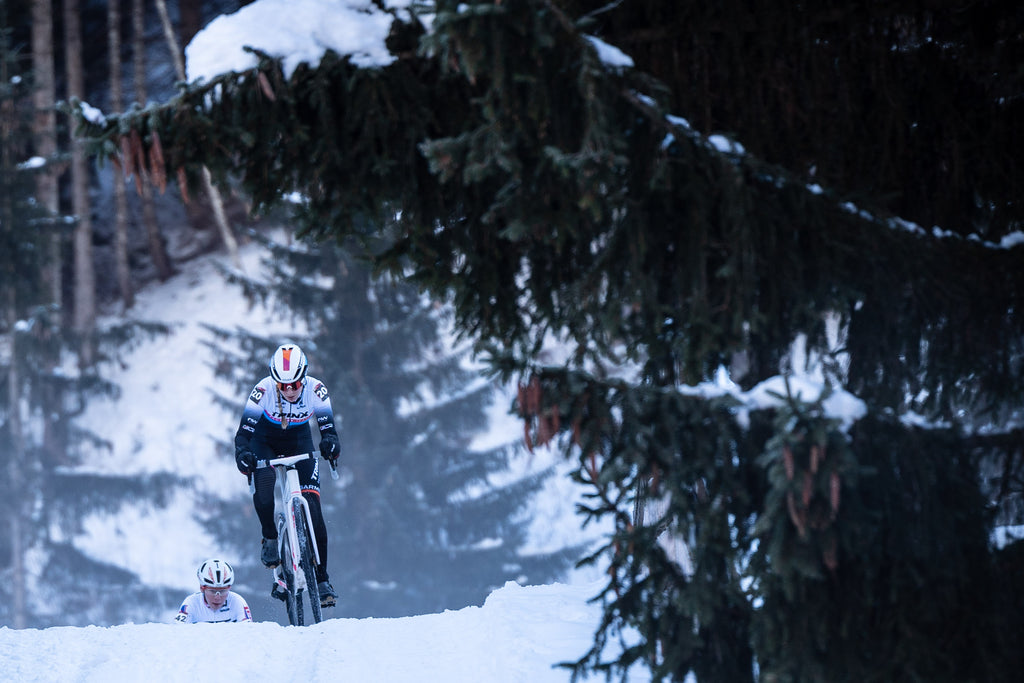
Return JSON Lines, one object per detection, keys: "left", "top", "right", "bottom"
{"left": 294, "top": 498, "right": 323, "bottom": 624}
{"left": 281, "top": 532, "right": 301, "bottom": 626}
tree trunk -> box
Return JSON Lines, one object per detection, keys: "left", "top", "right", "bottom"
{"left": 1, "top": 51, "right": 26, "bottom": 629}
{"left": 109, "top": 0, "right": 134, "bottom": 309}
{"left": 132, "top": 0, "right": 174, "bottom": 281}
{"left": 8, "top": 359, "right": 25, "bottom": 629}
{"left": 178, "top": 0, "right": 202, "bottom": 52}
{"left": 23, "top": 0, "right": 59, "bottom": 631}
{"left": 7, "top": 321, "right": 25, "bottom": 628}
{"left": 154, "top": 0, "right": 241, "bottom": 268}
{"left": 65, "top": 0, "right": 96, "bottom": 363}
{"left": 31, "top": 0, "right": 60, "bottom": 310}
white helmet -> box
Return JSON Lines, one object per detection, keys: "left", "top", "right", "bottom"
{"left": 197, "top": 558, "right": 234, "bottom": 588}
{"left": 269, "top": 343, "right": 308, "bottom": 384}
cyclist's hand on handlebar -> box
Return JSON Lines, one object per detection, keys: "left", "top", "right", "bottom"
{"left": 235, "top": 447, "right": 257, "bottom": 475}
{"left": 320, "top": 434, "right": 340, "bottom": 465}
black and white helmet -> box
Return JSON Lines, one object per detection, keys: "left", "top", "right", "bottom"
{"left": 269, "top": 343, "right": 308, "bottom": 385}
{"left": 197, "top": 558, "right": 234, "bottom": 588}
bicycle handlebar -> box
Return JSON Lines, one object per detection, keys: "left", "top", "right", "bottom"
{"left": 261, "top": 453, "right": 311, "bottom": 468}
{"left": 248, "top": 451, "right": 339, "bottom": 481}
{"left": 249, "top": 454, "right": 311, "bottom": 494}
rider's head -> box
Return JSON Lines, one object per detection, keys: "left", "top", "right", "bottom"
{"left": 270, "top": 343, "right": 308, "bottom": 397}
{"left": 197, "top": 558, "right": 234, "bottom": 608}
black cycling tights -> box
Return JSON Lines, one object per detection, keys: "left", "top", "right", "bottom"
{"left": 251, "top": 465, "right": 329, "bottom": 580}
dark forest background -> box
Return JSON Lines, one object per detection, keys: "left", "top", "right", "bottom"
{"left": 4, "top": 2, "right": 1024, "bottom": 681}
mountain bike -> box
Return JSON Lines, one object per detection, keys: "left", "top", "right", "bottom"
{"left": 251, "top": 452, "right": 337, "bottom": 626}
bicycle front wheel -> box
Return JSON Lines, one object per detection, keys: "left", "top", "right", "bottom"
{"left": 280, "top": 533, "right": 301, "bottom": 626}
{"left": 294, "top": 497, "right": 323, "bottom": 624}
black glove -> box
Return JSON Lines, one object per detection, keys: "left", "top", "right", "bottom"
{"left": 235, "top": 446, "right": 256, "bottom": 475}
{"left": 320, "top": 434, "right": 340, "bottom": 464}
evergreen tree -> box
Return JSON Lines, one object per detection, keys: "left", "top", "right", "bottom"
{"left": 75, "top": 1, "right": 1024, "bottom": 679}
{"left": 1, "top": 0, "right": 54, "bottom": 627}
{"left": 1, "top": 3, "right": 179, "bottom": 626}
{"left": 207, "top": 229, "right": 576, "bottom": 618}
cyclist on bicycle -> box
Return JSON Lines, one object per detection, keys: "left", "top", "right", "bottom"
{"left": 176, "top": 558, "right": 252, "bottom": 623}
{"left": 234, "top": 343, "right": 341, "bottom": 608}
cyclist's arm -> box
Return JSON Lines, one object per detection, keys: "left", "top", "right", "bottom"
{"left": 229, "top": 594, "right": 253, "bottom": 622}
{"left": 310, "top": 379, "right": 339, "bottom": 440}
{"left": 235, "top": 381, "right": 269, "bottom": 450}
{"left": 174, "top": 596, "right": 197, "bottom": 623}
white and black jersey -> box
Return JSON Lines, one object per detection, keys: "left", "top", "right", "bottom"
{"left": 175, "top": 592, "right": 252, "bottom": 623}
{"left": 234, "top": 375, "right": 339, "bottom": 459}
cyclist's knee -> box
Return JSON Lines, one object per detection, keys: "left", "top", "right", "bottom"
{"left": 303, "top": 491, "right": 324, "bottom": 518}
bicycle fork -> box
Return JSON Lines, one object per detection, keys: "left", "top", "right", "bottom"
{"left": 274, "top": 468, "right": 322, "bottom": 591}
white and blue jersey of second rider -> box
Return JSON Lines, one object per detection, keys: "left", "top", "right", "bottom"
{"left": 234, "top": 375, "right": 339, "bottom": 465}
{"left": 175, "top": 591, "right": 252, "bottom": 623}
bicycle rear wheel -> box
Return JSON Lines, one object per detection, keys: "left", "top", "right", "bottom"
{"left": 294, "top": 498, "right": 323, "bottom": 624}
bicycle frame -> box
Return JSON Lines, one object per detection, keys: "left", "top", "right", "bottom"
{"left": 273, "top": 454, "right": 321, "bottom": 589}
{"left": 250, "top": 452, "right": 330, "bottom": 625}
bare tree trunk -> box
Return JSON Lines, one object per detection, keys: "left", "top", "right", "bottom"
{"left": 152, "top": 0, "right": 184, "bottom": 84}
{"left": 6, "top": 300, "right": 25, "bottom": 628}
{"left": 132, "top": 0, "right": 174, "bottom": 281}
{"left": 153, "top": 0, "right": 240, "bottom": 268}
{"left": 9, "top": 509, "right": 25, "bottom": 630}
{"left": 22, "top": 0, "right": 60, "bottom": 630}
{"left": 109, "top": 0, "right": 134, "bottom": 309}
{"left": 65, "top": 0, "right": 96, "bottom": 363}
{"left": 2, "top": 57, "right": 27, "bottom": 630}
{"left": 8, "top": 345, "right": 25, "bottom": 629}
{"left": 31, "top": 0, "right": 60, "bottom": 310}
{"left": 178, "top": 0, "right": 202, "bottom": 49}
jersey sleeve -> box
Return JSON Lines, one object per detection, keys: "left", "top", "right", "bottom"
{"left": 232, "top": 594, "right": 253, "bottom": 622}
{"left": 235, "top": 381, "right": 268, "bottom": 450}
{"left": 311, "top": 380, "right": 340, "bottom": 439}
{"left": 174, "top": 598, "right": 195, "bottom": 623}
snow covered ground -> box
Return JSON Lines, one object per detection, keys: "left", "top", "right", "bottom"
{"left": 0, "top": 579, "right": 650, "bottom": 683}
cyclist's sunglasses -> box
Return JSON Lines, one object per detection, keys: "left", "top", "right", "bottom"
{"left": 278, "top": 379, "right": 303, "bottom": 391}
{"left": 203, "top": 587, "right": 230, "bottom": 596}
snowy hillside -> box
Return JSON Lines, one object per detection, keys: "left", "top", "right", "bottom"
{"left": 9, "top": 238, "right": 646, "bottom": 683}
{"left": 67, "top": 237, "right": 609, "bottom": 604}
{"left": 0, "top": 579, "right": 651, "bottom": 683}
